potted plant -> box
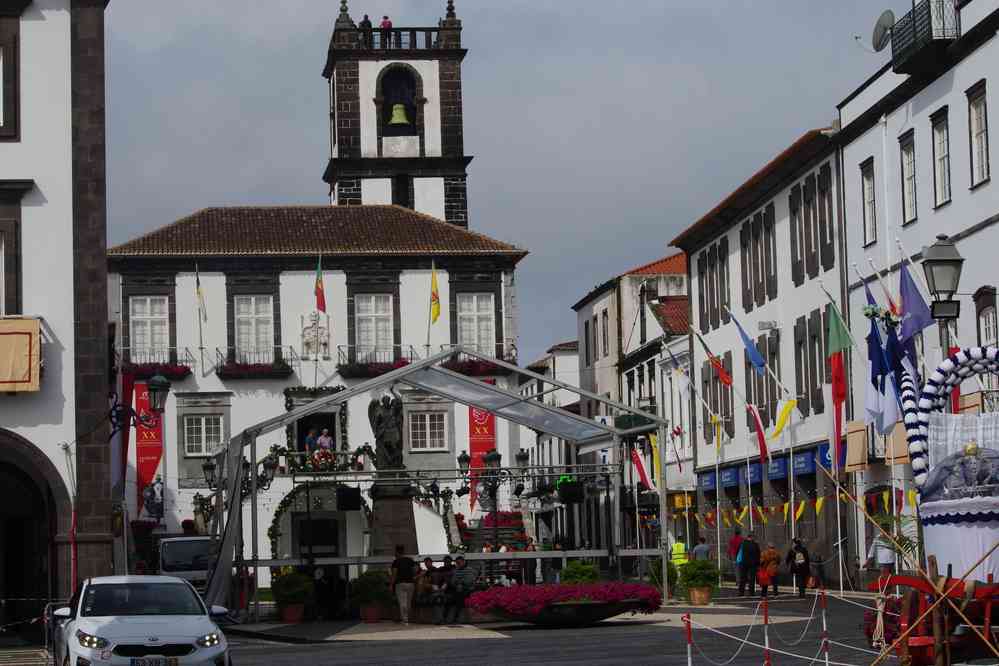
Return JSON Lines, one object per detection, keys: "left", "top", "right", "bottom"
{"left": 560, "top": 560, "right": 599, "bottom": 585}
{"left": 678, "top": 559, "right": 718, "bottom": 606}
{"left": 349, "top": 570, "right": 394, "bottom": 623}
{"left": 272, "top": 571, "right": 314, "bottom": 623}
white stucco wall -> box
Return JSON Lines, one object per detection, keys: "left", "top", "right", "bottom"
{"left": 0, "top": 1, "right": 77, "bottom": 499}
{"left": 361, "top": 178, "right": 392, "bottom": 204}
{"left": 414, "top": 177, "right": 445, "bottom": 220}
{"left": 358, "top": 60, "right": 442, "bottom": 158}
{"left": 575, "top": 288, "right": 619, "bottom": 409}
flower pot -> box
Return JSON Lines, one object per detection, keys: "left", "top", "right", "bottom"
{"left": 279, "top": 603, "right": 305, "bottom": 623}
{"left": 360, "top": 604, "right": 381, "bottom": 624}
{"left": 687, "top": 587, "right": 712, "bottom": 606}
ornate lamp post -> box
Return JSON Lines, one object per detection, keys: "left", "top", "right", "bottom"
{"left": 922, "top": 233, "right": 965, "bottom": 353}
{"left": 482, "top": 449, "right": 503, "bottom": 550}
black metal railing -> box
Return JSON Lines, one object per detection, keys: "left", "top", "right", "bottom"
{"left": 336, "top": 344, "right": 420, "bottom": 366}
{"left": 891, "top": 0, "right": 960, "bottom": 73}
{"left": 214, "top": 346, "right": 299, "bottom": 379}
{"left": 116, "top": 347, "right": 197, "bottom": 378}
{"left": 346, "top": 27, "right": 444, "bottom": 50}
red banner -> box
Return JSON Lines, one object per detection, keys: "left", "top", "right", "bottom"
{"left": 134, "top": 381, "right": 164, "bottom": 517}
{"left": 468, "top": 404, "right": 496, "bottom": 513}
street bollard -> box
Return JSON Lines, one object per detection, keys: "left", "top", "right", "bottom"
{"left": 682, "top": 613, "right": 693, "bottom": 666}
{"left": 762, "top": 598, "right": 772, "bottom": 666}
{"left": 821, "top": 586, "right": 831, "bottom": 666}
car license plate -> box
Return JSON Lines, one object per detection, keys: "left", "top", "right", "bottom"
{"left": 130, "top": 659, "right": 178, "bottom": 666}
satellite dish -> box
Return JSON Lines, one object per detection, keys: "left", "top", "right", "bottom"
{"left": 872, "top": 9, "right": 895, "bottom": 52}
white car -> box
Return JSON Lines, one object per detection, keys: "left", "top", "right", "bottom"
{"left": 52, "top": 575, "right": 231, "bottom": 666}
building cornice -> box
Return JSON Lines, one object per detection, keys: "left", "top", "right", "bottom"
{"left": 323, "top": 156, "right": 473, "bottom": 184}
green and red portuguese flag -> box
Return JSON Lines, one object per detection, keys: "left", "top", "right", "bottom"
{"left": 827, "top": 303, "right": 851, "bottom": 470}
{"left": 315, "top": 256, "right": 326, "bottom": 313}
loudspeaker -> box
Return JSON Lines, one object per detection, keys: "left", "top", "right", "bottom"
{"left": 336, "top": 486, "right": 362, "bottom": 511}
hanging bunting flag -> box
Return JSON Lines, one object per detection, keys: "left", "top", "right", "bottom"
{"left": 711, "top": 414, "right": 722, "bottom": 451}
{"left": 721, "top": 509, "right": 732, "bottom": 528}
{"left": 882, "top": 490, "right": 891, "bottom": 513}
{"left": 815, "top": 496, "right": 826, "bottom": 516}
{"left": 732, "top": 313, "right": 767, "bottom": 376}
{"left": 754, "top": 505, "right": 768, "bottom": 525}
{"left": 737, "top": 506, "right": 749, "bottom": 526}
{"left": 747, "top": 404, "right": 769, "bottom": 463}
{"left": 839, "top": 491, "right": 849, "bottom": 503}
{"left": 630, "top": 446, "right": 654, "bottom": 491}
{"left": 693, "top": 513, "right": 703, "bottom": 526}
{"left": 795, "top": 500, "right": 806, "bottom": 521}
{"left": 770, "top": 399, "right": 798, "bottom": 440}
{"left": 694, "top": 330, "right": 732, "bottom": 386}
{"left": 907, "top": 489, "right": 918, "bottom": 509}
{"left": 705, "top": 511, "right": 716, "bottom": 528}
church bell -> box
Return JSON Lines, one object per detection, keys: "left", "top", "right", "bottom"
{"left": 388, "top": 103, "right": 411, "bottom": 126}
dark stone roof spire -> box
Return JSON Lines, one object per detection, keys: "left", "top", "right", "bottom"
{"left": 335, "top": 0, "right": 355, "bottom": 30}
{"left": 446, "top": 0, "right": 456, "bottom": 19}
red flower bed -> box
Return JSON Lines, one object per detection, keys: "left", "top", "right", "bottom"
{"left": 467, "top": 582, "right": 661, "bottom": 618}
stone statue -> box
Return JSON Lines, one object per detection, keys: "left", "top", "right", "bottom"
{"left": 368, "top": 395, "right": 404, "bottom": 470}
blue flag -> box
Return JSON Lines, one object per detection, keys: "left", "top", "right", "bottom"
{"left": 865, "top": 283, "right": 900, "bottom": 434}
{"left": 899, "top": 262, "right": 933, "bottom": 344}
{"left": 731, "top": 314, "right": 766, "bottom": 375}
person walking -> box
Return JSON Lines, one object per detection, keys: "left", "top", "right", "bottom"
{"left": 728, "top": 528, "right": 744, "bottom": 587}
{"left": 759, "top": 542, "right": 781, "bottom": 598}
{"left": 786, "top": 538, "right": 811, "bottom": 598}
{"left": 444, "top": 556, "right": 477, "bottom": 625}
{"left": 389, "top": 545, "right": 417, "bottom": 625}
{"left": 737, "top": 533, "right": 761, "bottom": 597}
{"left": 379, "top": 15, "right": 393, "bottom": 48}
{"left": 691, "top": 536, "right": 712, "bottom": 561}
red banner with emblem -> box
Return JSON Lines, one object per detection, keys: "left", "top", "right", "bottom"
{"left": 134, "top": 381, "right": 164, "bottom": 517}
{"left": 468, "top": 400, "right": 496, "bottom": 512}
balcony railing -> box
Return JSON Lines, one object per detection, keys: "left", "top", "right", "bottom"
{"left": 891, "top": 0, "right": 960, "bottom": 74}
{"left": 337, "top": 26, "right": 459, "bottom": 51}
{"left": 215, "top": 346, "right": 299, "bottom": 380}
{"left": 437, "top": 344, "right": 518, "bottom": 377}
{"left": 336, "top": 344, "right": 420, "bottom": 378}
{"left": 117, "top": 347, "right": 196, "bottom": 380}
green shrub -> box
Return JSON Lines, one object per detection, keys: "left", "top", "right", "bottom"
{"left": 648, "top": 558, "right": 678, "bottom": 592}
{"left": 271, "top": 571, "right": 315, "bottom": 607}
{"left": 560, "top": 560, "right": 599, "bottom": 584}
{"left": 678, "top": 559, "right": 719, "bottom": 590}
{"left": 349, "top": 569, "right": 394, "bottom": 607}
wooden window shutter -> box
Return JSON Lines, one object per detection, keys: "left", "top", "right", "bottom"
{"left": 723, "top": 351, "right": 735, "bottom": 437}
{"left": 794, "top": 316, "right": 810, "bottom": 416}
{"left": 789, "top": 185, "right": 803, "bottom": 287}
{"left": 818, "top": 164, "right": 835, "bottom": 272}
{"left": 768, "top": 331, "right": 781, "bottom": 424}
{"left": 702, "top": 360, "right": 713, "bottom": 446}
{"left": 708, "top": 244, "right": 719, "bottom": 330}
{"left": 697, "top": 252, "right": 708, "bottom": 333}
{"left": 740, "top": 223, "right": 753, "bottom": 312}
{"left": 750, "top": 213, "right": 764, "bottom": 307}
{"left": 764, "top": 203, "right": 778, "bottom": 300}
{"left": 744, "top": 348, "right": 755, "bottom": 431}
{"left": 808, "top": 308, "right": 824, "bottom": 414}
{"left": 804, "top": 174, "right": 819, "bottom": 280}
{"left": 755, "top": 334, "right": 769, "bottom": 427}
{"left": 719, "top": 237, "right": 731, "bottom": 323}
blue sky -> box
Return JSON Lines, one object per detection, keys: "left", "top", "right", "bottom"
{"left": 106, "top": 1, "right": 912, "bottom": 363}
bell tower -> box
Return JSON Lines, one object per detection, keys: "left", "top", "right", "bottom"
{"left": 322, "top": 0, "right": 471, "bottom": 228}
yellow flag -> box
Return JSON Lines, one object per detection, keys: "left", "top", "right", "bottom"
{"left": 693, "top": 513, "right": 703, "bottom": 526}
{"left": 769, "top": 399, "right": 798, "bottom": 440}
{"left": 735, "top": 506, "right": 748, "bottom": 526}
{"left": 794, "top": 500, "right": 806, "bottom": 521}
{"left": 815, "top": 497, "right": 825, "bottom": 516}
{"left": 883, "top": 490, "right": 891, "bottom": 513}
{"left": 651, "top": 434, "right": 662, "bottom": 481}
{"left": 430, "top": 261, "right": 440, "bottom": 323}
{"left": 711, "top": 414, "right": 722, "bottom": 451}
{"left": 722, "top": 510, "right": 732, "bottom": 528}
{"left": 782, "top": 502, "right": 790, "bottom": 523}
{"left": 908, "top": 489, "right": 918, "bottom": 508}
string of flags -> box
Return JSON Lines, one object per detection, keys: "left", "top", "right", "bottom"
{"left": 655, "top": 487, "right": 915, "bottom": 524}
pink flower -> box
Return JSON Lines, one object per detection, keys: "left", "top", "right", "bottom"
{"left": 466, "top": 582, "right": 661, "bottom": 618}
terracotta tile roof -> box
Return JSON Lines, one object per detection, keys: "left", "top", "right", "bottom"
{"left": 108, "top": 205, "right": 528, "bottom": 259}
{"left": 546, "top": 340, "right": 578, "bottom": 354}
{"left": 626, "top": 252, "right": 687, "bottom": 276}
{"left": 670, "top": 129, "right": 834, "bottom": 251}
{"left": 649, "top": 296, "right": 690, "bottom": 336}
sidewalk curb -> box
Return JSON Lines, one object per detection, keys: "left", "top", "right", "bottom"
{"left": 223, "top": 626, "right": 328, "bottom": 645}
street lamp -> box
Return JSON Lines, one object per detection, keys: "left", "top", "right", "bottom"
{"left": 457, "top": 451, "right": 471, "bottom": 474}
{"left": 146, "top": 374, "right": 172, "bottom": 414}
{"left": 202, "top": 458, "right": 217, "bottom": 489}
{"left": 515, "top": 449, "right": 530, "bottom": 474}
{"left": 922, "top": 233, "right": 965, "bottom": 319}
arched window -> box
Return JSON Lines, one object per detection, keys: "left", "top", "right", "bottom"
{"left": 380, "top": 67, "right": 417, "bottom": 137}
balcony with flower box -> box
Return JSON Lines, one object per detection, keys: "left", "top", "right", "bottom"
{"left": 116, "top": 346, "right": 196, "bottom": 381}
{"left": 336, "top": 345, "right": 418, "bottom": 379}
{"left": 437, "top": 344, "right": 518, "bottom": 377}
{"left": 214, "top": 346, "right": 298, "bottom": 380}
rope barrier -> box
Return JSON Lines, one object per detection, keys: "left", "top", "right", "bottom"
{"left": 687, "top": 618, "right": 865, "bottom": 666}
{"left": 826, "top": 591, "right": 901, "bottom": 616}
{"left": 826, "top": 639, "right": 897, "bottom": 657}
{"left": 768, "top": 591, "right": 820, "bottom": 646}
{"left": 686, "top": 602, "right": 763, "bottom": 666}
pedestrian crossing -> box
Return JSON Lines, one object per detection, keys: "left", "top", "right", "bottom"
{"left": 0, "top": 649, "right": 48, "bottom": 666}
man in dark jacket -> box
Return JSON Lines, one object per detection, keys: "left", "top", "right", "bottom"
{"left": 737, "top": 533, "right": 762, "bottom": 597}
{"left": 786, "top": 538, "right": 811, "bottom": 598}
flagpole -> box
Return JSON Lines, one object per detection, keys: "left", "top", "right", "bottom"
{"left": 426, "top": 261, "right": 434, "bottom": 357}
{"left": 314, "top": 256, "right": 322, "bottom": 388}
{"left": 715, "top": 441, "right": 722, "bottom": 588}
{"left": 195, "top": 263, "right": 206, "bottom": 371}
